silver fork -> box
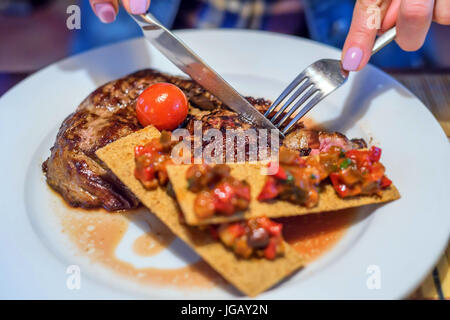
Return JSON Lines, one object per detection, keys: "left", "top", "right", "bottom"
{"left": 265, "top": 27, "right": 397, "bottom": 135}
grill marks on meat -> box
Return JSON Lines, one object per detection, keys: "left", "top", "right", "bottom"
{"left": 43, "top": 107, "right": 142, "bottom": 210}
{"left": 184, "top": 99, "right": 274, "bottom": 162}
{"left": 89, "top": 69, "right": 223, "bottom": 111}
{"left": 44, "top": 68, "right": 366, "bottom": 211}
{"left": 186, "top": 98, "right": 271, "bottom": 134}
{"left": 43, "top": 69, "right": 225, "bottom": 211}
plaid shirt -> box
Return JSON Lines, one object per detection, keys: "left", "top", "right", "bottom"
{"left": 173, "top": 0, "right": 307, "bottom": 36}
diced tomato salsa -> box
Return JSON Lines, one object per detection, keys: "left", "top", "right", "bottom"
{"left": 258, "top": 146, "right": 392, "bottom": 205}
{"left": 186, "top": 164, "right": 251, "bottom": 219}
{"left": 134, "top": 131, "right": 175, "bottom": 189}
{"left": 328, "top": 146, "right": 392, "bottom": 197}
{"left": 212, "top": 217, "right": 285, "bottom": 260}
{"left": 258, "top": 147, "right": 328, "bottom": 208}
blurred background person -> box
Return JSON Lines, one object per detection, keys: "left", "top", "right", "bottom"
{"left": 0, "top": 0, "right": 449, "bottom": 95}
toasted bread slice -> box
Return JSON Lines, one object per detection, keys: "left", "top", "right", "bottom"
{"left": 96, "top": 126, "right": 304, "bottom": 297}
{"left": 167, "top": 163, "right": 400, "bottom": 226}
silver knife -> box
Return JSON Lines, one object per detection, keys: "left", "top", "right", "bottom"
{"left": 130, "top": 13, "right": 282, "bottom": 137}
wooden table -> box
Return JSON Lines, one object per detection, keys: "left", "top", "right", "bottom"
{"left": 391, "top": 71, "right": 450, "bottom": 138}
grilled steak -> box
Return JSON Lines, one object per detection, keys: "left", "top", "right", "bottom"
{"left": 43, "top": 69, "right": 270, "bottom": 211}
{"left": 43, "top": 68, "right": 365, "bottom": 211}
{"left": 186, "top": 98, "right": 271, "bottom": 132}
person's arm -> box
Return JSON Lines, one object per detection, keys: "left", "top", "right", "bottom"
{"left": 341, "top": 0, "right": 450, "bottom": 71}
{"left": 89, "top": 0, "right": 150, "bottom": 23}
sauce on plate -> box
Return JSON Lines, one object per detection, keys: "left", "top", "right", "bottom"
{"left": 133, "top": 232, "right": 174, "bottom": 257}
{"left": 58, "top": 204, "right": 356, "bottom": 287}
{"left": 281, "top": 209, "right": 357, "bottom": 263}
{"left": 54, "top": 199, "right": 224, "bottom": 289}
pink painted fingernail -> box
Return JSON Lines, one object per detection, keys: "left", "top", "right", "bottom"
{"left": 130, "top": 0, "right": 148, "bottom": 14}
{"left": 95, "top": 3, "right": 116, "bottom": 23}
{"left": 342, "top": 47, "right": 363, "bottom": 71}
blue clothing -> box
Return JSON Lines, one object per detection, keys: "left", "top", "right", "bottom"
{"left": 73, "top": 0, "right": 440, "bottom": 69}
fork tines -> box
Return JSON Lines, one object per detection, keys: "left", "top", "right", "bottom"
{"left": 264, "top": 73, "right": 322, "bottom": 135}
{"left": 264, "top": 59, "right": 348, "bottom": 135}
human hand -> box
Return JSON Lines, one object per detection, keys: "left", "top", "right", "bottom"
{"left": 89, "top": 0, "right": 150, "bottom": 23}
{"left": 342, "top": 0, "right": 450, "bottom": 71}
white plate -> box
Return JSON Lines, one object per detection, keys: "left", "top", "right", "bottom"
{"left": 0, "top": 30, "right": 449, "bottom": 299}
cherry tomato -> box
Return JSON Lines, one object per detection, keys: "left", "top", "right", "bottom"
{"left": 136, "top": 83, "right": 188, "bottom": 130}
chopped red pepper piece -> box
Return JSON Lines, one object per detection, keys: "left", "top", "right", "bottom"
{"left": 134, "top": 165, "right": 154, "bottom": 182}
{"left": 214, "top": 182, "right": 235, "bottom": 201}
{"left": 271, "top": 163, "right": 287, "bottom": 180}
{"left": 380, "top": 176, "right": 392, "bottom": 188}
{"left": 234, "top": 184, "right": 251, "bottom": 201}
{"left": 257, "top": 217, "right": 283, "bottom": 236}
{"left": 264, "top": 238, "right": 277, "bottom": 260}
{"left": 227, "top": 223, "right": 246, "bottom": 238}
{"left": 369, "top": 146, "right": 382, "bottom": 162}
{"left": 212, "top": 182, "right": 238, "bottom": 216}
{"left": 213, "top": 199, "right": 235, "bottom": 216}
{"left": 257, "top": 177, "right": 279, "bottom": 201}
{"left": 330, "top": 173, "right": 349, "bottom": 197}
{"left": 268, "top": 223, "right": 282, "bottom": 237}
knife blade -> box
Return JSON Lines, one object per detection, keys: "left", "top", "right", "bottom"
{"left": 130, "top": 13, "right": 282, "bottom": 137}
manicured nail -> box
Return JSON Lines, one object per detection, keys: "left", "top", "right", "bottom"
{"left": 95, "top": 3, "right": 116, "bottom": 23}
{"left": 342, "top": 47, "right": 363, "bottom": 71}
{"left": 130, "top": 0, "right": 148, "bottom": 14}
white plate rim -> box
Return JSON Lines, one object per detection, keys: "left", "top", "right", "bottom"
{"left": 0, "top": 29, "right": 449, "bottom": 299}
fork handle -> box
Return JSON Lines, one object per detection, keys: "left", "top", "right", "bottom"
{"left": 371, "top": 27, "right": 397, "bottom": 55}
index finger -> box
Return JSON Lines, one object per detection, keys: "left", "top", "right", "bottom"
{"left": 342, "top": 0, "right": 392, "bottom": 71}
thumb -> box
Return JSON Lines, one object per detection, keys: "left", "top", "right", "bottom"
{"left": 342, "top": 0, "right": 392, "bottom": 71}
